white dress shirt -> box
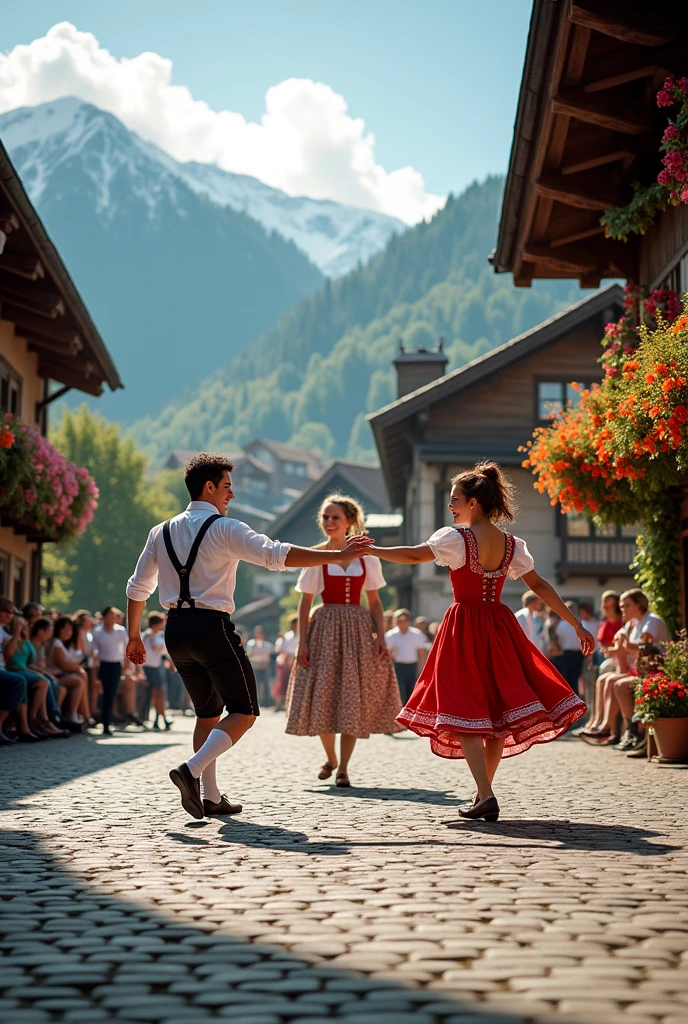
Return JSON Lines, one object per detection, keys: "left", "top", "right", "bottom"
{"left": 246, "top": 638, "right": 275, "bottom": 669}
{"left": 142, "top": 628, "right": 167, "bottom": 668}
{"left": 126, "top": 501, "right": 292, "bottom": 615}
{"left": 296, "top": 556, "right": 386, "bottom": 595}
{"left": 276, "top": 630, "right": 299, "bottom": 656}
{"left": 555, "top": 619, "right": 581, "bottom": 652}
{"left": 384, "top": 626, "right": 429, "bottom": 664}
{"left": 515, "top": 607, "right": 546, "bottom": 652}
{"left": 427, "top": 527, "right": 535, "bottom": 578}
{"left": 92, "top": 624, "right": 128, "bottom": 663}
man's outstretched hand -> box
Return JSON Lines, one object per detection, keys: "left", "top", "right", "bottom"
{"left": 126, "top": 637, "right": 146, "bottom": 666}
{"left": 339, "top": 533, "right": 375, "bottom": 561}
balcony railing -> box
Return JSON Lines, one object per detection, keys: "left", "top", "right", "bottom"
{"left": 559, "top": 537, "right": 637, "bottom": 578}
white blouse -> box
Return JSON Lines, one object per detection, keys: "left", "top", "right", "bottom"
{"left": 428, "top": 526, "right": 535, "bottom": 579}
{"left": 296, "top": 555, "right": 386, "bottom": 595}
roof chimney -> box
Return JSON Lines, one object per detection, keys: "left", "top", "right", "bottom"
{"left": 393, "top": 336, "right": 448, "bottom": 399}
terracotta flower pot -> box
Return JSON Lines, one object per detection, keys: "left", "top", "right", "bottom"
{"left": 652, "top": 717, "right": 688, "bottom": 761}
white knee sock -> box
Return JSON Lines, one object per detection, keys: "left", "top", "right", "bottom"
{"left": 186, "top": 728, "right": 233, "bottom": 778}
{"left": 200, "top": 759, "right": 222, "bottom": 804}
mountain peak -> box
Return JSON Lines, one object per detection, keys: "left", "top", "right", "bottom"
{"left": 0, "top": 98, "right": 405, "bottom": 277}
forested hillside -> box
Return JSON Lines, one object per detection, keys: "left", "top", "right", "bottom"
{"left": 131, "top": 176, "right": 587, "bottom": 464}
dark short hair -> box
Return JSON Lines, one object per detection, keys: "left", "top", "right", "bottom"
{"left": 30, "top": 617, "right": 52, "bottom": 638}
{"left": 148, "top": 612, "right": 165, "bottom": 626}
{"left": 185, "top": 454, "right": 234, "bottom": 500}
{"left": 0, "top": 596, "right": 16, "bottom": 614}
{"left": 23, "top": 602, "right": 43, "bottom": 617}
{"left": 53, "top": 616, "right": 75, "bottom": 641}
{"left": 101, "top": 606, "right": 120, "bottom": 618}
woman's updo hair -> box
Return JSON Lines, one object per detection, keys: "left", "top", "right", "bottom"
{"left": 451, "top": 461, "right": 517, "bottom": 523}
{"left": 318, "top": 493, "right": 366, "bottom": 537}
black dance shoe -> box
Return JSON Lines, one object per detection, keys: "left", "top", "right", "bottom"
{"left": 458, "top": 795, "right": 500, "bottom": 821}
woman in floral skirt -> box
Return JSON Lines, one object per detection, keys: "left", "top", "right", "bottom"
{"left": 371, "top": 462, "right": 591, "bottom": 821}
{"left": 286, "top": 494, "right": 402, "bottom": 787}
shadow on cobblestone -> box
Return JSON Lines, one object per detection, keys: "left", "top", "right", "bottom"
{"left": 0, "top": 736, "right": 178, "bottom": 810}
{"left": 0, "top": 829, "right": 534, "bottom": 1024}
{"left": 444, "top": 818, "right": 679, "bottom": 855}
{"left": 308, "top": 787, "right": 464, "bottom": 806}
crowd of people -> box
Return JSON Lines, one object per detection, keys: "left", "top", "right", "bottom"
{"left": 0, "top": 599, "right": 190, "bottom": 745}
{"left": 514, "top": 586, "right": 669, "bottom": 757}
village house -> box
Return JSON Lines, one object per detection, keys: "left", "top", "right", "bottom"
{"left": 368, "top": 286, "right": 633, "bottom": 618}
{"left": 0, "top": 139, "right": 122, "bottom": 604}
{"left": 491, "top": 0, "right": 688, "bottom": 619}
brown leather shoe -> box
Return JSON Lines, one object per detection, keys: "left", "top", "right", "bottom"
{"left": 203, "top": 795, "right": 243, "bottom": 816}
{"left": 169, "top": 763, "right": 204, "bottom": 819}
{"left": 458, "top": 795, "right": 500, "bottom": 821}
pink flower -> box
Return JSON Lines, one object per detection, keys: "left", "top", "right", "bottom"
{"left": 679, "top": 77, "right": 688, "bottom": 94}
{"left": 663, "top": 124, "right": 679, "bottom": 142}
{"left": 24, "top": 489, "right": 37, "bottom": 505}
{"left": 658, "top": 168, "right": 672, "bottom": 186}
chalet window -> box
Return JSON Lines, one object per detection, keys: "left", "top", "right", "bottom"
{"left": 0, "top": 550, "right": 10, "bottom": 599}
{"left": 285, "top": 461, "right": 307, "bottom": 478}
{"left": 0, "top": 356, "right": 22, "bottom": 417}
{"left": 560, "top": 512, "right": 640, "bottom": 576}
{"left": 12, "top": 559, "right": 26, "bottom": 608}
{"left": 537, "top": 381, "right": 591, "bottom": 423}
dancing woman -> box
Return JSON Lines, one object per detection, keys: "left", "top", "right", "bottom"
{"left": 286, "top": 494, "right": 402, "bottom": 787}
{"left": 371, "top": 462, "right": 591, "bottom": 821}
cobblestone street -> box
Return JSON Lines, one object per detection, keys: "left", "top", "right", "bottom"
{"left": 1, "top": 713, "right": 687, "bottom": 1024}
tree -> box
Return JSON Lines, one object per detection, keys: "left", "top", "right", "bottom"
{"left": 47, "top": 406, "right": 176, "bottom": 611}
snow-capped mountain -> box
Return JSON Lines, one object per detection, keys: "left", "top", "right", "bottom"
{"left": 0, "top": 97, "right": 327, "bottom": 420}
{"left": 0, "top": 98, "right": 405, "bottom": 277}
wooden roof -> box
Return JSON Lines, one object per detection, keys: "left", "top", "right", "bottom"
{"left": 369, "top": 285, "right": 624, "bottom": 506}
{"left": 0, "top": 139, "right": 122, "bottom": 396}
{"left": 492, "top": 0, "right": 688, "bottom": 288}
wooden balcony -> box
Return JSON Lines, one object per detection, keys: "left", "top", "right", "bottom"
{"left": 558, "top": 537, "right": 637, "bottom": 581}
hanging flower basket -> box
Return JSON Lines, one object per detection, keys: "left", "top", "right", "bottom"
{"left": 0, "top": 412, "right": 98, "bottom": 542}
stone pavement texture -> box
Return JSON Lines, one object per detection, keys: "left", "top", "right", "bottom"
{"left": 1, "top": 713, "right": 687, "bottom": 1024}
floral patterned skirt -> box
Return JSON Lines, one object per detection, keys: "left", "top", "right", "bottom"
{"left": 285, "top": 603, "right": 403, "bottom": 737}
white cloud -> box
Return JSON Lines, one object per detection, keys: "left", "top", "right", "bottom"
{"left": 0, "top": 22, "right": 444, "bottom": 224}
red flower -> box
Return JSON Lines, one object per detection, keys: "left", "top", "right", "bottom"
{"left": 0, "top": 430, "right": 14, "bottom": 449}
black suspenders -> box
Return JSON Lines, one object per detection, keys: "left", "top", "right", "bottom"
{"left": 162, "top": 514, "right": 223, "bottom": 609}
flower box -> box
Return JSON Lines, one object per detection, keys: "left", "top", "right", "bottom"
{"left": 0, "top": 413, "right": 98, "bottom": 543}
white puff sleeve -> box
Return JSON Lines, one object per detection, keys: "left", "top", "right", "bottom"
{"left": 427, "top": 527, "right": 466, "bottom": 570}
{"left": 363, "top": 556, "right": 386, "bottom": 591}
{"left": 295, "top": 566, "right": 324, "bottom": 595}
{"left": 507, "top": 537, "right": 536, "bottom": 580}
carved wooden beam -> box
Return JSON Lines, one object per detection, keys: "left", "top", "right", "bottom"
{"left": 27, "top": 332, "right": 82, "bottom": 358}
{"left": 535, "top": 171, "right": 622, "bottom": 211}
{"left": 0, "top": 251, "right": 44, "bottom": 280}
{"left": 570, "top": 1, "right": 677, "bottom": 48}
{"left": 548, "top": 224, "right": 606, "bottom": 247}
{"left": 552, "top": 89, "right": 652, "bottom": 135}
{"left": 560, "top": 140, "right": 639, "bottom": 176}
{"left": 522, "top": 244, "right": 598, "bottom": 275}
{"left": 0, "top": 303, "right": 82, "bottom": 347}
{"left": 37, "top": 357, "right": 103, "bottom": 397}
{"left": 0, "top": 271, "right": 64, "bottom": 318}
{"left": 0, "top": 210, "right": 20, "bottom": 235}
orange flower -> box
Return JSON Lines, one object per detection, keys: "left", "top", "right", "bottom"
{"left": 645, "top": 373, "right": 656, "bottom": 384}
{"left": 0, "top": 430, "right": 14, "bottom": 449}
{"left": 671, "top": 315, "right": 688, "bottom": 334}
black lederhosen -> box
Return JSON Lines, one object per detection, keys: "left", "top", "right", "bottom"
{"left": 160, "top": 513, "right": 259, "bottom": 720}
{"left": 164, "top": 609, "right": 259, "bottom": 719}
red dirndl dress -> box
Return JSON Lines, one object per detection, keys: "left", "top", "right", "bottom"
{"left": 397, "top": 527, "right": 586, "bottom": 758}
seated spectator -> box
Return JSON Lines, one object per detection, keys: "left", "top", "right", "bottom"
{"left": 30, "top": 617, "right": 69, "bottom": 736}
{"left": 385, "top": 609, "right": 429, "bottom": 703}
{"left": 575, "top": 591, "right": 623, "bottom": 738}
{"left": 414, "top": 616, "right": 432, "bottom": 642}
{"left": 5, "top": 615, "right": 65, "bottom": 738}
{"left": 0, "top": 597, "right": 38, "bottom": 743}
{"left": 515, "top": 592, "right": 546, "bottom": 653}
{"left": 582, "top": 588, "right": 668, "bottom": 753}
{"left": 22, "top": 602, "right": 44, "bottom": 629}
{"left": 72, "top": 611, "right": 97, "bottom": 719}
{"left": 46, "top": 616, "right": 88, "bottom": 731}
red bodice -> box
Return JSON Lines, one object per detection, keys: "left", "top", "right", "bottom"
{"left": 449, "top": 527, "right": 515, "bottom": 605}
{"left": 322, "top": 559, "right": 366, "bottom": 605}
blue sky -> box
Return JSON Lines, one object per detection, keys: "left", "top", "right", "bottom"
{"left": 2, "top": 1, "right": 533, "bottom": 214}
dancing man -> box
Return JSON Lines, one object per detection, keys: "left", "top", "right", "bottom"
{"left": 126, "top": 454, "right": 374, "bottom": 819}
